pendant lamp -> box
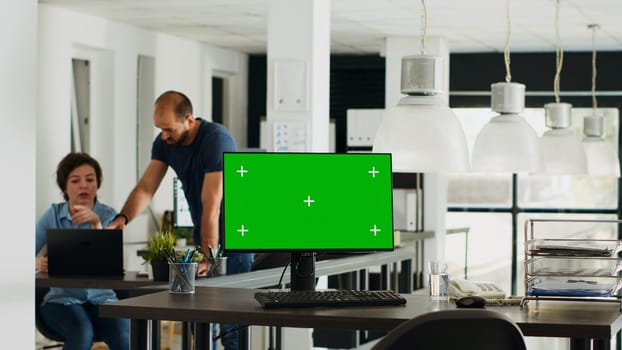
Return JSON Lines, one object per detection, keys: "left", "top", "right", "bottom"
{"left": 373, "top": 56, "right": 469, "bottom": 173}
{"left": 583, "top": 115, "right": 620, "bottom": 177}
{"left": 372, "top": 0, "right": 469, "bottom": 173}
{"left": 539, "top": 0, "right": 587, "bottom": 175}
{"left": 470, "top": 0, "right": 543, "bottom": 173}
{"left": 541, "top": 103, "right": 587, "bottom": 174}
{"left": 471, "top": 83, "right": 543, "bottom": 172}
{"left": 582, "top": 24, "right": 620, "bottom": 177}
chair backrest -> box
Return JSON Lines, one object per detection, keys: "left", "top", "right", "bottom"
{"left": 372, "top": 309, "right": 527, "bottom": 350}
{"left": 35, "top": 287, "right": 64, "bottom": 343}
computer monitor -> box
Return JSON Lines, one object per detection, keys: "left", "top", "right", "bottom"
{"left": 223, "top": 152, "right": 394, "bottom": 290}
{"left": 173, "top": 177, "right": 193, "bottom": 228}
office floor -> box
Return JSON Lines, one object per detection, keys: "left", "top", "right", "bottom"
{"left": 35, "top": 324, "right": 379, "bottom": 350}
{"left": 35, "top": 322, "right": 202, "bottom": 350}
{"left": 36, "top": 330, "right": 58, "bottom": 349}
{"left": 35, "top": 323, "right": 205, "bottom": 350}
{"left": 35, "top": 331, "right": 109, "bottom": 350}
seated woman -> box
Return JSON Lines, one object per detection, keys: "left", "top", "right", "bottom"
{"left": 35, "top": 152, "right": 129, "bottom": 350}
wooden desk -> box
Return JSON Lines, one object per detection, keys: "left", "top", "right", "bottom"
{"left": 36, "top": 241, "right": 415, "bottom": 290}
{"left": 194, "top": 244, "right": 416, "bottom": 290}
{"left": 100, "top": 286, "right": 622, "bottom": 350}
{"left": 38, "top": 243, "right": 416, "bottom": 349}
{"left": 36, "top": 271, "right": 163, "bottom": 290}
{"left": 38, "top": 245, "right": 418, "bottom": 350}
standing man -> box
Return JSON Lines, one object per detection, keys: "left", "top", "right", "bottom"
{"left": 108, "top": 90, "right": 252, "bottom": 350}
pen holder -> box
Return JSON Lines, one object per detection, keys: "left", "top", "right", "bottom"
{"left": 168, "top": 262, "right": 198, "bottom": 294}
{"left": 206, "top": 257, "right": 227, "bottom": 277}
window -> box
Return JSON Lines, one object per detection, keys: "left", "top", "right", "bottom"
{"left": 446, "top": 107, "right": 620, "bottom": 295}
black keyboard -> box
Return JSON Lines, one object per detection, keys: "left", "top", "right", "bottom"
{"left": 254, "top": 289, "right": 407, "bottom": 308}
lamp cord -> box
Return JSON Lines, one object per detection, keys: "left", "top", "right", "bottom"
{"left": 590, "top": 24, "right": 599, "bottom": 114}
{"left": 553, "top": 0, "right": 564, "bottom": 104}
{"left": 420, "top": 0, "right": 427, "bottom": 55}
{"left": 503, "top": 0, "right": 512, "bottom": 83}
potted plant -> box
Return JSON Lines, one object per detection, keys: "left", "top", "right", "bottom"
{"left": 143, "top": 231, "right": 177, "bottom": 281}
{"left": 142, "top": 231, "right": 204, "bottom": 281}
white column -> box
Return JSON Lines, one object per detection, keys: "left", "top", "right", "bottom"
{"left": 0, "top": 0, "right": 37, "bottom": 345}
{"left": 383, "top": 36, "right": 449, "bottom": 268}
{"left": 266, "top": 0, "right": 330, "bottom": 152}
{"left": 265, "top": 1, "right": 329, "bottom": 348}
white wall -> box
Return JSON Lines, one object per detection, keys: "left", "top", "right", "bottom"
{"left": 1, "top": 0, "right": 37, "bottom": 346}
{"left": 204, "top": 43, "right": 249, "bottom": 150}
{"left": 37, "top": 4, "right": 248, "bottom": 268}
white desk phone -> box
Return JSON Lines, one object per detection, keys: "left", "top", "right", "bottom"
{"left": 449, "top": 279, "right": 506, "bottom": 300}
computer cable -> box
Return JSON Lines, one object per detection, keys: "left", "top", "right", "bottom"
{"left": 277, "top": 261, "right": 290, "bottom": 288}
{"left": 212, "top": 325, "right": 249, "bottom": 341}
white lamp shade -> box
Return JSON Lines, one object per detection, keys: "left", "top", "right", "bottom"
{"left": 583, "top": 137, "right": 621, "bottom": 177}
{"left": 540, "top": 129, "right": 588, "bottom": 175}
{"left": 372, "top": 101, "right": 469, "bottom": 173}
{"left": 471, "top": 114, "right": 544, "bottom": 173}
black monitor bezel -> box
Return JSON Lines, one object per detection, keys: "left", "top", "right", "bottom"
{"left": 222, "top": 151, "right": 395, "bottom": 254}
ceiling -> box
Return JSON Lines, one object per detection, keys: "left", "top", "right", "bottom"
{"left": 40, "top": 0, "right": 622, "bottom": 55}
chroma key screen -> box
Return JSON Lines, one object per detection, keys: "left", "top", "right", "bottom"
{"left": 223, "top": 152, "right": 394, "bottom": 252}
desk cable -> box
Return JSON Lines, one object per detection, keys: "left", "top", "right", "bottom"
{"left": 278, "top": 261, "right": 290, "bottom": 289}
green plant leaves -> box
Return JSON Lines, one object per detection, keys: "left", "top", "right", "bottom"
{"left": 143, "top": 231, "right": 177, "bottom": 263}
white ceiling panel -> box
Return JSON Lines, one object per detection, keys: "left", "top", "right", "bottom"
{"left": 39, "top": 0, "right": 622, "bottom": 54}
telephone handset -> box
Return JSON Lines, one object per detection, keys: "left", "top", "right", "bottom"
{"left": 449, "top": 279, "right": 506, "bottom": 300}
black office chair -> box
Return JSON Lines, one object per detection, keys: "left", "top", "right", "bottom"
{"left": 35, "top": 287, "right": 64, "bottom": 349}
{"left": 371, "top": 309, "right": 527, "bottom": 350}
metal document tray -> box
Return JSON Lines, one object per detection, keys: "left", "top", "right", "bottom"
{"left": 526, "top": 275, "right": 622, "bottom": 298}
{"left": 522, "top": 219, "right": 622, "bottom": 310}
{"left": 526, "top": 257, "right": 622, "bottom": 277}
{"left": 527, "top": 239, "right": 622, "bottom": 258}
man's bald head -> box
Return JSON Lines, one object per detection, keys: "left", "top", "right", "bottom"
{"left": 155, "top": 90, "right": 193, "bottom": 121}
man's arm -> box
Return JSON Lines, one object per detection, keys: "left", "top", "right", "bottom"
{"left": 106, "top": 159, "right": 168, "bottom": 229}
{"left": 199, "top": 171, "right": 223, "bottom": 251}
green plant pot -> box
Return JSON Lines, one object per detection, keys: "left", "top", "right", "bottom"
{"left": 151, "top": 260, "right": 169, "bottom": 281}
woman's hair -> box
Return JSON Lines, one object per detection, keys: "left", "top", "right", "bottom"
{"left": 56, "top": 152, "right": 103, "bottom": 201}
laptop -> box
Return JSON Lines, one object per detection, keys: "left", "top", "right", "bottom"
{"left": 46, "top": 228, "right": 124, "bottom": 276}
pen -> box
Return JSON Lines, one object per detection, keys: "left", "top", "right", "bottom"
{"left": 187, "top": 249, "right": 196, "bottom": 262}
{"left": 163, "top": 248, "right": 176, "bottom": 264}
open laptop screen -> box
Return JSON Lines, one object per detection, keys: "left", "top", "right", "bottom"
{"left": 46, "top": 229, "right": 123, "bottom": 276}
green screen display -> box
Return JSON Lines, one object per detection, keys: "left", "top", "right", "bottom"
{"left": 223, "top": 152, "right": 394, "bottom": 251}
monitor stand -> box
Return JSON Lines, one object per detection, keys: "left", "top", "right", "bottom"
{"left": 290, "top": 252, "right": 316, "bottom": 291}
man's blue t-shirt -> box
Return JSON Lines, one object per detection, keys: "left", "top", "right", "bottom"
{"left": 151, "top": 118, "right": 237, "bottom": 245}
